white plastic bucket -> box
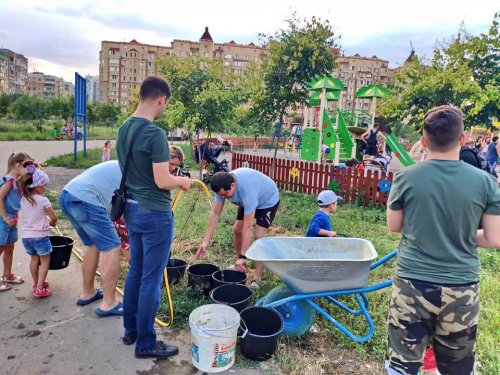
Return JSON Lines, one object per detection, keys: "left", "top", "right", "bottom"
{"left": 189, "top": 304, "right": 242, "bottom": 373}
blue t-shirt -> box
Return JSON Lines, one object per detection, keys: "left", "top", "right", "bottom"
{"left": 214, "top": 168, "right": 279, "bottom": 215}
{"left": 306, "top": 210, "right": 331, "bottom": 237}
{"left": 63, "top": 161, "right": 122, "bottom": 213}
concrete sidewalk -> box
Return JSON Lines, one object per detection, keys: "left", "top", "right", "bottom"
{"left": 0, "top": 235, "right": 265, "bottom": 375}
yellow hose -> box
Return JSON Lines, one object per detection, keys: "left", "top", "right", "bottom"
{"left": 58, "top": 178, "right": 211, "bottom": 328}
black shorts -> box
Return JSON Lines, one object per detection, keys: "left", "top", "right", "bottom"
{"left": 236, "top": 201, "right": 279, "bottom": 229}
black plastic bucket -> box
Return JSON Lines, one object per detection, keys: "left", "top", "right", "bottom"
{"left": 187, "top": 263, "right": 219, "bottom": 296}
{"left": 210, "top": 284, "right": 253, "bottom": 312}
{"left": 165, "top": 258, "right": 187, "bottom": 286}
{"left": 212, "top": 269, "right": 247, "bottom": 289}
{"left": 240, "top": 307, "right": 284, "bottom": 361}
{"left": 48, "top": 236, "right": 74, "bottom": 270}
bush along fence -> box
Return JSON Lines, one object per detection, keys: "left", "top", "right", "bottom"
{"left": 231, "top": 152, "right": 394, "bottom": 207}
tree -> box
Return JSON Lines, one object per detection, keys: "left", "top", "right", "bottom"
{"left": 379, "top": 13, "right": 499, "bottom": 130}
{"left": 257, "top": 14, "right": 338, "bottom": 175}
{"left": 98, "top": 103, "right": 121, "bottom": 127}
{"left": 47, "top": 96, "right": 72, "bottom": 119}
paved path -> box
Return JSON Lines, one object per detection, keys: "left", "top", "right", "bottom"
{"left": 0, "top": 140, "right": 268, "bottom": 375}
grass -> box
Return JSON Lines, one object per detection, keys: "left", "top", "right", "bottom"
{"left": 44, "top": 148, "right": 499, "bottom": 374}
{"left": 161, "top": 189, "right": 499, "bottom": 374}
{"left": 44, "top": 147, "right": 117, "bottom": 169}
{"left": 0, "top": 120, "right": 117, "bottom": 141}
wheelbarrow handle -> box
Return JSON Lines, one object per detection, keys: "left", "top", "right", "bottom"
{"left": 370, "top": 249, "right": 397, "bottom": 271}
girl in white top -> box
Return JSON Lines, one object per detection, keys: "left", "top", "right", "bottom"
{"left": 18, "top": 166, "right": 57, "bottom": 298}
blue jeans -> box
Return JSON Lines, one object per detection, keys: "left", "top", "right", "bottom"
{"left": 123, "top": 202, "right": 173, "bottom": 350}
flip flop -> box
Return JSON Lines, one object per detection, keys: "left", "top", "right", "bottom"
{"left": 95, "top": 302, "right": 124, "bottom": 317}
{"left": 0, "top": 283, "right": 11, "bottom": 292}
{"left": 2, "top": 274, "right": 24, "bottom": 284}
{"left": 76, "top": 289, "right": 103, "bottom": 306}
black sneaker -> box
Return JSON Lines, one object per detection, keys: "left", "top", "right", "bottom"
{"left": 122, "top": 334, "right": 137, "bottom": 345}
{"left": 135, "top": 340, "right": 179, "bottom": 358}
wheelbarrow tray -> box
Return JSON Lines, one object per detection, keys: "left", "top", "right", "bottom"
{"left": 246, "top": 237, "right": 377, "bottom": 293}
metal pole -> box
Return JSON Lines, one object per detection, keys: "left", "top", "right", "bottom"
{"left": 317, "top": 88, "right": 326, "bottom": 164}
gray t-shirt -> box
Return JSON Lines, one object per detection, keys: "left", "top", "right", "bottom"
{"left": 388, "top": 159, "right": 500, "bottom": 284}
{"left": 63, "top": 161, "right": 121, "bottom": 213}
{"left": 215, "top": 168, "right": 279, "bottom": 215}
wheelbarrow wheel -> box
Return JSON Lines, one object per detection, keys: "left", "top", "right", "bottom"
{"left": 263, "top": 284, "right": 316, "bottom": 337}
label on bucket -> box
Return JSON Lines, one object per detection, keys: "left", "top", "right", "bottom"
{"left": 192, "top": 343, "right": 200, "bottom": 363}
{"left": 212, "top": 342, "right": 236, "bottom": 368}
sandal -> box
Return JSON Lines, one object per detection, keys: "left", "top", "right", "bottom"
{"left": 0, "top": 283, "right": 11, "bottom": 292}
{"left": 2, "top": 273, "right": 24, "bottom": 284}
{"left": 32, "top": 280, "right": 49, "bottom": 290}
{"left": 33, "top": 287, "right": 52, "bottom": 298}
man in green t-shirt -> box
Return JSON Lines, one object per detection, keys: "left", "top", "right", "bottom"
{"left": 116, "top": 76, "right": 191, "bottom": 359}
{"left": 386, "top": 105, "right": 500, "bottom": 375}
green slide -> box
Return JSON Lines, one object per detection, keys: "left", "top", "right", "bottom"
{"left": 384, "top": 132, "right": 415, "bottom": 167}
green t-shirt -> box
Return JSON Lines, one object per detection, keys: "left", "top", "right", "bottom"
{"left": 388, "top": 159, "right": 500, "bottom": 284}
{"left": 116, "top": 117, "right": 171, "bottom": 212}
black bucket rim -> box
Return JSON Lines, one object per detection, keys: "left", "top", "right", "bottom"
{"left": 210, "top": 284, "right": 253, "bottom": 305}
{"left": 166, "top": 258, "right": 187, "bottom": 269}
{"left": 240, "top": 306, "right": 284, "bottom": 338}
{"left": 212, "top": 269, "right": 247, "bottom": 284}
{"left": 49, "top": 235, "right": 75, "bottom": 248}
{"left": 187, "top": 263, "right": 219, "bottom": 276}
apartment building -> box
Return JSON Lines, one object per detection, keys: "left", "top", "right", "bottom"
{"left": 26, "top": 72, "right": 74, "bottom": 99}
{"left": 26, "top": 72, "right": 45, "bottom": 97}
{"left": 333, "top": 54, "right": 395, "bottom": 112}
{"left": 99, "top": 27, "right": 266, "bottom": 107}
{"left": 0, "top": 49, "right": 28, "bottom": 94}
{"left": 85, "top": 75, "right": 100, "bottom": 103}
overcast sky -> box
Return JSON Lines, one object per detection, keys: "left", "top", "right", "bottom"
{"left": 1, "top": 0, "right": 498, "bottom": 82}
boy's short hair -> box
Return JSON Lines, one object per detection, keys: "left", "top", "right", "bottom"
{"left": 492, "top": 136, "right": 499, "bottom": 143}
{"left": 210, "top": 172, "right": 234, "bottom": 192}
{"left": 423, "top": 105, "right": 464, "bottom": 152}
{"left": 139, "top": 76, "right": 171, "bottom": 101}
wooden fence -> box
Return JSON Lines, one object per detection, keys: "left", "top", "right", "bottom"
{"left": 232, "top": 153, "right": 394, "bottom": 206}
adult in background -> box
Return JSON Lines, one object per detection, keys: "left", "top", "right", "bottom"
{"left": 385, "top": 105, "right": 500, "bottom": 374}
{"left": 116, "top": 76, "right": 191, "bottom": 358}
{"left": 361, "top": 123, "right": 380, "bottom": 156}
{"left": 196, "top": 168, "right": 279, "bottom": 287}
{"left": 486, "top": 135, "right": 499, "bottom": 171}
{"left": 60, "top": 161, "right": 123, "bottom": 316}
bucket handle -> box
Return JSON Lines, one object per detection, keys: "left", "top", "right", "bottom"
{"left": 239, "top": 318, "right": 248, "bottom": 339}
{"left": 194, "top": 320, "right": 248, "bottom": 339}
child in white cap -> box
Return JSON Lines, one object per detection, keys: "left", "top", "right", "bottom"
{"left": 18, "top": 166, "right": 57, "bottom": 298}
{"left": 306, "top": 190, "right": 343, "bottom": 237}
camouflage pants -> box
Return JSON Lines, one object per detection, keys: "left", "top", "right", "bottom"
{"left": 386, "top": 276, "right": 479, "bottom": 375}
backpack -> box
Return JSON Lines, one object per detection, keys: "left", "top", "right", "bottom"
{"left": 459, "top": 147, "right": 497, "bottom": 177}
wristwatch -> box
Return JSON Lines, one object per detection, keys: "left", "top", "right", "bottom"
{"left": 238, "top": 254, "right": 247, "bottom": 260}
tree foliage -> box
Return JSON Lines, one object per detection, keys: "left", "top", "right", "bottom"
{"left": 257, "top": 14, "right": 337, "bottom": 122}
{"left": 379, "top": 13, "right": 499, "bottom": 130}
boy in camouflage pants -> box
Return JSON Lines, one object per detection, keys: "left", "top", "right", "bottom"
{"left": 385, "top": 105, "right": 500, "bottom": 375}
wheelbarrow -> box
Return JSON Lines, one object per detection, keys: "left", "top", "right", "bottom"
{"left": 246, "top": 237, "right": 397, "bottom": 341}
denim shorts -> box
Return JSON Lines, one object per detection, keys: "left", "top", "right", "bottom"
{"left": 23, "top": 237, "right": 53, "bottom": 256}
{"left": 0, "top": 220, "right": 18, "bottom": 246}
{"left": 59, "top": 190, "right": 121, "bottom": 251}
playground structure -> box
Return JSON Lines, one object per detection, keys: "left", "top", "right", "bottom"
{"left": 298, "top": 75, "right": 414, "bottom": 167}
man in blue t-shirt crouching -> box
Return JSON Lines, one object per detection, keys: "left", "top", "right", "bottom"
{"left": 196, "top": 168, "right": 279, "bottom": 287}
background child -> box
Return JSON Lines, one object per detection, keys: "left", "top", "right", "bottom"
{"left": 0, "top": 152, "right": 34, "bottom": 291}
{"left": 18, "top": 166, "right": 57, "bottom": 298}
{"left": 102, "top": 140, "right": 112, "bottom": 162}
{"left": 306, "top": 190, "right": 343, "bottom": 237}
